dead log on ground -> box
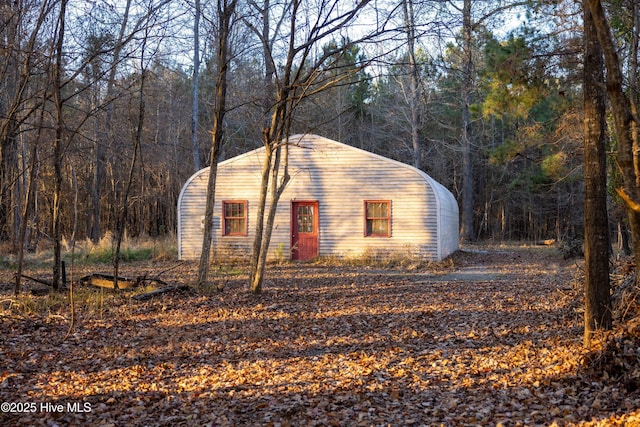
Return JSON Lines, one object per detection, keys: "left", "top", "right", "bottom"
{"left": 79, "top": 273, "right": 171, "bottom": 290}
{"left": 535, "top": 239, "right": 557, "bottom": 246}
{"left": 132, "top": 285, "right": 193, "bottom": 301}
{"left": 79, "top": 273, "right": 138, "bottom": 290}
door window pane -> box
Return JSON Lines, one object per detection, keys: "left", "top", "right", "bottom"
{"left": 297, "top": 205, "right": 314, "bottom": 233}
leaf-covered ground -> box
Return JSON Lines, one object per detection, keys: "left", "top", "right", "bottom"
{"left": 1, "top": 246, "right": 639, "bottom": 426}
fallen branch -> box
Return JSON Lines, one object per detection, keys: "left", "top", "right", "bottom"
{"left": 132, "top": 285, "right": 193, "bottom": 301}
{"left": 19, "top": 274, "right": 55, "bottom": 288}
{"left": 134, "top": 275, "right": 170, "bottom": 288}
{"left": 155, "top": 261, "right": 186, "bottom": 278}
{"left": 79, "top": 273, "right": 172, "bottom": 290}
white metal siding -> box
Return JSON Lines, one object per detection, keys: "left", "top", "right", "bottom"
{"left": 178, "top": 134, "right": 459, "bottom": 261}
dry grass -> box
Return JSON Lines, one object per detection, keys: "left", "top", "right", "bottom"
{"left": 0, "top": 233, "right": 177, "bottom": 271}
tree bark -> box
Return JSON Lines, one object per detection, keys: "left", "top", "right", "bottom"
{"left": 583, "top": 4, "right": 611, "bottom": 346}
{"left": 585, "top": 0, "right": 640, "bottom": 279}
{"left": 197, "top": 0, "right": 237, "bottom": 288}
{"left": 52, "top": 0, "right": 68, "bottom": 290}
{"left": 247, "top": 0, "right": 371, "bottom": 293}
{"left": 191, "top": 0, "right": 202, "bottom": 172}
{"left": 250, "top": 130, "right": 290, "bottom": 294}
{"left": 113, "top": 43, "right": 147, "bottom": 290}
{"left": 90, "top": 0, "right": 132, "bottom": 243}
{"left": 14, "top": 139, "right": 39, "bottom": 295}
{"left": 0, "top": 0, "right": 21, "bottom": 247}
{"left": 0, "top": 0, "right": 52, "bottom": 246}
{"left": 248, "top": 0, "right": 284, "bottom": 293}
{"left": 460, "top": 0, "right": 475, "bottom": 241}
{"left": 403, "top": 0, "right": 421, "bottom": 169}
{"left": 249, "top": 135, "right": 273, "bottom": 292}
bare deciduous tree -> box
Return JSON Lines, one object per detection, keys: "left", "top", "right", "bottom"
{"left": 89, "top": 0, "right": 134, "bottom": 244}
{"left": 191, "top": 0, "right": 202, "bottom": 172}
{"left": 248, "top": 0, "right": 375, "bottom": 293}
{"left": 459, "top": 0, "right": 475, "bottom": 242}
{"left": 52, "top": 0, "right": 69, "bottom": 290}
{"left": 197, "top": 0, "right": 238, "bottom": 288}
{"left": 403, "top": 0, "right": 421, "bottom": 169}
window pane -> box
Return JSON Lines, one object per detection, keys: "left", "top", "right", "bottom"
{"left": 365, "top": 201, "right": 389, "bottom": 236}
{"left": 366, "top": 203, "right": 376, "bottom": 217}
{"left": 225, "top": 202, "right": 244, "bottom": 218}
{"left": 224, "top": 202, "right": 246, "bottom": 235}
{"left": 373, "top": 219, "right": 388, "bottom": 235}
{"left": 228, "top": 219, "right": 243, "bottom": 234}
{"left": 367, "top": 202, "right": 388, "bottom": 218}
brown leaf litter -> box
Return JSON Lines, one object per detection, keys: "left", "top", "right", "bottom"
{"left": 1, "top": 245, "right": 639, "bottom": 426}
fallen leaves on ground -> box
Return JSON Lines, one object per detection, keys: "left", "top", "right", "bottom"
{"left": 1, "top": 245, "right": 639, "bottom": 426}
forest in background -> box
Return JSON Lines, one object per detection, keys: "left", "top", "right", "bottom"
{"left": 0, "top": 0, "right": 635, "bottom": 256}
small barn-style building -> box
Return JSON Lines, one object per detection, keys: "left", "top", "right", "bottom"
{"left": 178, "top": 134, "right": 459, "bottom": 262}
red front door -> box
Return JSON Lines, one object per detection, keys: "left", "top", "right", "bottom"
{"left": 291, "top": 201, "right": 319, "bottom": 260}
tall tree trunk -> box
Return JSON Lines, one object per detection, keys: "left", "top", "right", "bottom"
{"left": 247, "top": 0, "right": 370, "bottom": 293}
{"left": 191, "top": 0, "right": 202, "bottom": 172}
{"left": 248, "top": 0, "right": 279, "bottom": 293}
{"left": 0, "top": 123, "right": 19, "bottom": 246}
{"left": 52, "top": 0, "right": 68, "bottom": 290}
{"left": 197, "top": 0, "right": 237, "bottom": 288}
{"left": 90, "top": 0, "right": 132, "bottom": 243}
{"left": 248, "top": 0, "right": 297, "bottom": 294}
{"left": 0, "top": 0, "right": 20, "bottom": 246}
{"left": 585, "top": 0, "right": 640, "bottom": 281}
{"left": 113, "top": 43, "right": 147, "bottom": 290}
{"left": 583, "top": 4, "right": 611, "bottom": 346}
{"left": 249, "top": 134, "right": 273, "bottom": 291}
{"left": 1, "top": 1, "right": 26, "bottom": 247}
{"left": 89, "top": 69, "right": 103, "bottom": 243}
{"left": 630, "top": 0, "right": 639, "bottom": 189}
{"left": 460, "top": 0, "right": 475, "bottom": 241}
{"left": 1, "top": 0, "right": 54, "bottom": 247}
{"left": 250, "top": 127, "right": 290, "bottom": 294}
{"left": 403, "top": 0, "right": 421, "bottom": 169}
{"left": 14, "top": 139, "right": 39, "bottom": 295}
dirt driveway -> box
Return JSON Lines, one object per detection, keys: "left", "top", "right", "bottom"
{"left": 1, "top": 245, "right": 638, "bottom": 426}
